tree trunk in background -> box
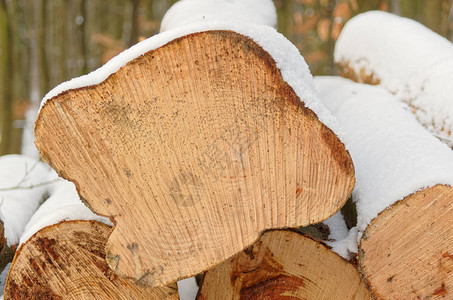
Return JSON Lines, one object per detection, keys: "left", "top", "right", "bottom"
{"left": 128, "top": 0, "right": 140, "bottom": 47}
{"left": 21, "top": 0, "right": 41, "bottom": 157}
{"left": 423, "top": 0, "right": 442, "bottom": 33}
{"left": 399, "top": 0, "right": 423, "bottom": 18}
{"left": 275, "top": 0, "right": 292, "bottom": 39}
{"left": 39, "top": 0, "right": 50, "bottom": 94}
{"left": 78, "top": 0, "right": 88, "bottom": 75}
{"left": 449, "top": 1, "right": 453, "bottom": 41}
{"left": 0, "top": 0, "right": 13, "bottom": 155}
{"left": 113, "top": 0, "right": 126, "bottom": 41}
{"left": 59, "top": 0, "right": 68, "bottom": 83}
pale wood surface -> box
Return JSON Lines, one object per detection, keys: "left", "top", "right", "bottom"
{"left": 4, "top": 220, "right": 178, "bottom": 299}
{"left": 35, "top": 30, "right": 354, "bottom": 287}
{"left": 360, "top": 184, "right": 453, "bottom": 299}
{"left": 198, "top": 229, "right": 372, "bottom": 299}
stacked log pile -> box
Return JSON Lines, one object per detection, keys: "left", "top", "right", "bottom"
{"left": 0, "top": 3, "right": 452, "bottom": 300}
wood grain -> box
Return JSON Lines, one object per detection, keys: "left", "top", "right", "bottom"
{"left": 4, "top": 220, "right": 177, "bottom": 300}
{"left": 360, "top": 185, "right": 453, "bottom": 299}
{"left": 35, "top": 30, "right": 354, "bottom": 287}
{"left": 198, "top": 230, "right": 372, "bottom": 299}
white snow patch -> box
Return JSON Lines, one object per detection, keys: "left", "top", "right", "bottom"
{"left": 323, "top": 211, "right": 353, "bottom": 259}
{"left": 177, "top": 277, "right": 199, "bottom": 300}
{"left": 323, "top": 211, "right": 349, "bottom": 242}
{"left": 160, "top": 0, "right": 277, "bottom": 32}
{"left": 19, "top": 179, "right": 111, "bottom": 245}
{"left": 335, "top": 11, "right": 453, "bottom": 147}
{"left": 39, "top": 20, "right": 341, "bottom": 141}
{"left": 0, "top": 155, "right": 58, "bottom": 245}
{"left": 314, "top": 76, "right": 453, "bottom": 238}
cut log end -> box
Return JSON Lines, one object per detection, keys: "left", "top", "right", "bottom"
{"left": 35, "top": 30, "right": 354, "bottom": 286}
{"left": 198, "top": 230, "right": 372, "bottom": 300}
{"left": 4, "top": 220, "right": 178, "bottom": 300}
{"left": 360, "top": 184, "right": 453, "bottom": 299}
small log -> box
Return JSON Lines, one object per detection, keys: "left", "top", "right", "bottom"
{"left": 360, "top": 185, "right": 453, "bottom": 299}
{"left": 335, "top": 11, "right": 453, "bottom": 147}
{"left": 35, "top": 28, "right": 354, "bottom": 286}
{"left": 198, "top": 230, "right": 372, "bottom": 299}
{"left": 315, "top": 76, "right": 453, "bottom": 299}
{"left": 4, "top": 220, "right": 178, "bottom": 300}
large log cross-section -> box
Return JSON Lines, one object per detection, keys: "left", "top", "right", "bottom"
{"left": 35, "top": 30, "right": 354, "bottom": 287}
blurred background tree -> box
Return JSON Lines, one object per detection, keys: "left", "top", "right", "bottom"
{"left": 0, "top": 0, "right": 452, "bottom": 155}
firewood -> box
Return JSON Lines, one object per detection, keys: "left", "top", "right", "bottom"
{"left": 315, "top": 76, "right": 453, "bottom": 299}
{"left": 335, "top": 11, "right": 453, "bottom": 148}
{"left": 360, "top": 185, "right": 453, "bottom": 299}
{"left": 34, "top": 26, "right": 354, "bottom": 287}
{"left": 4, "top": 220, "right": 178, "bottom": 300}
{"left": 198, "top": 230, "right": 372, "bottom": 299}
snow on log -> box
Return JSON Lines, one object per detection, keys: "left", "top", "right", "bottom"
{"left": 34, "top": 22, "right": 354, "bottom": 287}
{"left": 4, "top": 220, "right": 178, "bottom": 300}
{"left": 0, "top": 155, "right": 57, "bottom": 246}
{"left": 160, "top": 0, "right": 277, "bottom": 32}
{"left": 19, "top": 179, "right": 111, "bottom": 245}
{"left": 335, "top": 11, "right": 453, "bottom": 147}
{"left": 197, "top": 229, "right": 372, "bottom": 299}
{"left": 314, "top": 76, "right": 453, "bottom": 299}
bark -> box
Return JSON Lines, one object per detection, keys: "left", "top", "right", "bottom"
{"left": 34, "top": 30, "right": 354, "bottom": 287}
{"left": 4, "top": 220, "right": 178, "bottom": 300}
{"left": 198, "top": 230, "right": 372, "bottom": 299}
{"left": 0, "top": 221, "right": 15, "bottom": 273}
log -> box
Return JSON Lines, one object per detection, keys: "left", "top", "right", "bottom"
{"left": 4, "top": 220, "right": 178, "bottom": 300}
{"left": 314, "top": 76, "right": 453, "bottom": 299}
{"left": 360, "top": 185, "right": 453, "bottom": 299}
{"left": 335, "top": 11, "right": 453, "bottom": 147}
{"left": 35, "top": 24, "right": 354, "bottom": 287}
{"left": 198, "top": 229, "right": 372, "bottom": 299}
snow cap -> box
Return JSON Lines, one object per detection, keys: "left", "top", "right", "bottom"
{"left": 335, "top": 11, "right": 453, "bottom": 147}
{"left": 160, "top": 0, "right": 277, "bottom": 32}
{"left": 19, "top": 179, "right": 111, "bottom": 245}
